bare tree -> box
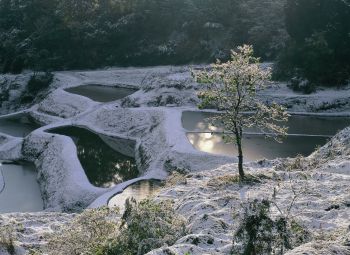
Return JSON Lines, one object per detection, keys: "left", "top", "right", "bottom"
{"left": 192, "top": 45, "right": 289, "bottom": 179}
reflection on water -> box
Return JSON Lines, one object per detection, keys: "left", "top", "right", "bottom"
{"left": 48, "top": 127, "right": 138, "bottom": 188}
{"left": 183, "top": 111, "right": 350, "bottom": 160}
{"left": 0, "top": 162, "right": 43, "bottom": 213}
{"left": 108, "top": 180, "right": 162, "bottom": 213}
{"left": 182, "top": 112, "right": 224, "bottom": 132}
{"left": 65, "top": 85, "right": 137, "bottom": 102}
{"left": 188, "top": 133, "right": 328, "bottom": 160}
{"left": 182, "top": 111, "right": 350, "bottom": 136}
{"left": 0, "top": 115, "right": 41, "bottom": 137}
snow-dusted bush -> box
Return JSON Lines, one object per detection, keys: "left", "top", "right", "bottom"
{"left": 0, "top": 224, "right": 16, "bottom": 255}
{"left": 27, "top": 72, "right": 53, "bottom": 95}
{"left": 20, "top": 72, "right": 53, "bottom": 104}
{"left": 45, "top": 207, "right": 120, "bottom": 255}
{"left": 43, "top": 199, "right": 186, "bottom": 255}
{"left": 232, "top": 199, "right": 310, "bottom": 255}
{"left": 102, "top": 199, "right": 187, "bottom": 255}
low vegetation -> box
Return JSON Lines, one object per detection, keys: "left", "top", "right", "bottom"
{"left": 103, "top": 199, "right": 187, "bottom": 255}
{"left": 232, "top": 199, "right": 310, "bottom": 255}
{"left": 20, "top": 72, "right": 54, "bottom": 104}
{"left": 42, "top": 199, "right": 186, "bottom": 255}
{"left": 207, "top": 172, "right": 273, "bottom": 188}
{"left": 0, "top": 224, "right": 16, "bottom": 255}
{"left": 46, "top": 207, "right": 119, "bottom": 255}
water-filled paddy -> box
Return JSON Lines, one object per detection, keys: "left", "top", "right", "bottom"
{"left": 0, "top": 162, "right": 43, "bottom": 213}
{"left": 64, "top": 85, "right": 137, "bottom": 102}
{"left": 0, "top": 114, "right": 40, "bottom": 137}
{"left": 108, "top": 180, "right": 162, "bottom": 213}
{"left": 187, "top": 133, "right": 328, "bottom": 160}
{"left": 48, "top": 126, "right": 138, "bottom": 188}
{"left": 183, "top": 111, "right": 350, "bottom": 160}
{"left": 182, "top": 111, "right": 350, "bottom": 135}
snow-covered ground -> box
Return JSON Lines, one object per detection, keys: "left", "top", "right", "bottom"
{"left": 148, "top": 127, "right": 350, "bottom": 254}
{"left": 0, "top": 66, "right": 349, "bottom": 254}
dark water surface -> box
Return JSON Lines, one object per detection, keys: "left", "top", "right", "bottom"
{"left": 48, "top": 126, "right": 138, "bottom": 188}
{"left": 65, "top": 85, "right": 137, "bottom": 102}
{"left": 0, "top": 115, "right": 40, "bottom": 137}
{"left": 183, "top": 111, "right": 350, "bottom": 160}
{"left": 108, "top": 180, "right": 162, "bottom": 213}
{"left": 0, "top": 162, "right": 43, "bottom": 213}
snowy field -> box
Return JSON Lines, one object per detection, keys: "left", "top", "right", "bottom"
{"left": 0, "top": 66, "right": 349, "bottom": 254}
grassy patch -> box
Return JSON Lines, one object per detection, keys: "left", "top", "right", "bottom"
{"left": 207, "top": 173, "right": 272, "bottom": 187}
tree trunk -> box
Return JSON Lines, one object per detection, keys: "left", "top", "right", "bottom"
{"left": 237, "top": 140, "right": 244, "bottom": 179}
{"left": 235, "top": 130, "right": 245, "bottom": 179}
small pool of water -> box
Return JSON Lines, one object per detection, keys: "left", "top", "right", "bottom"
{"left": 64, "top": 85, "right": 137, "bottom": 102}
{"left": 0, "top": 162, "right": 43, "bottom": 213}
{"left": 183, "top": 111, "right": 350, "bottom": 160}
{"left": 0, "top": 114, "right": 41, "bottom": 137}
{"left": 48, "top": 126, "right": 138, "bottom": 188}
{"left": 108, "top": 180, "right": 162, "bottom": 213}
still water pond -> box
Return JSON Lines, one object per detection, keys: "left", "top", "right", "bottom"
{"left": 183, "top": 111, "right": 350, "bottom": 160}
{"left": 48, "top": 127, "right": 138, "bottom": 188}
{"left": 0, "top": 162, "right": 43, "bottom": 213}
{"left": 65, "top": 85, "right": 137, "bottom": 102}
{"left": 108, "top": 180, "right": 162, "bottom": 213}
{"left": 0, "top": 114, "right": 40, "bottom": 137}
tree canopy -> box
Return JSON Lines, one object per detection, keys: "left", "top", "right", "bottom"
{"left": 0, "top": 0, "right": 287, "bottom": 73}
{"left": 276, "top": 0, "right": 350, "bottom": 86}
{"left": 193, "top": 45, "right": 289, "bottom": 178}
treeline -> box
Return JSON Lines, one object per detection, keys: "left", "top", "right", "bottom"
{"left": 0, "top": 0, "right": 286, "bottom": 73}
{"left": 0, "top": 0, "right": 349, "bottom": 87}
{"left": 277, "top": 0, "right": 350, "bottom": 87}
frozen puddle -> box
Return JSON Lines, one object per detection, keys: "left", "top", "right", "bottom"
{"left": 108, "top": 180, "right": 162, "bottom": 213}
{"left": 64, "top": 85, "right": 137, "bottom": 102}
{"left": 183, "top": 111, "right": 350, "bottom": 160}
{"left": 47, "top": 126, "right": 138, "bottom": 188}
{"left": 0, "top": 162, "right": 43, "bottom": 213}
{"left": 0, "top": 114, "right": 41, "bottom": 137}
